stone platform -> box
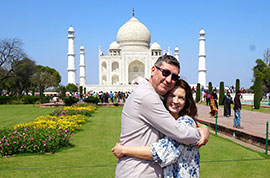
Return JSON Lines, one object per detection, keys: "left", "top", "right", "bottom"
{"left": 39, "top": 102, "right": 65, "bottom": 107}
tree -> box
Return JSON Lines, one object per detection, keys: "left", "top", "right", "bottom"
{"left": 12, "top": 57, "right": 37, "bottom": 95}
{"left": 219, "top": 81, "right": 225, "bottom": 105}
{"left": 252, "top": 59, "right": 270, "bottom": 95}
{"left": 0, "top": 38, "right": 26, "bottom": 83}
{"left": 56, "top": 85, "right": 66, "bottom": 99}
{"left": 31, "top": 65, "right": 61, "bottom": 96}
{"left": 253, "top": 73, "right": 263, "bottom": 109}
{"left": 263, "top": 48, "right": 270, "bottom": 67}
{"left": 208, "top": 82, "right": 213, "bottom": 95}
{"left": 235, "top": 79, "right": 240, "bottom": 92}
{"left": 195, "top": 83, "right": 201, "bottom": 103}
{"left": 66, "top": 83, "right": 78, "bottom": 93}
{"left": 79, "top": 86, "right": 83, "bottom": 98}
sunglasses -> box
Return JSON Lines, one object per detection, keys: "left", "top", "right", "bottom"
{"left": 155, "top": 66, "right": 179, "bottom": 81}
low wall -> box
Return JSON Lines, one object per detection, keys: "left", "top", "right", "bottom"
{"left": 197, "top": 119, "right": 269, "bottom": 151}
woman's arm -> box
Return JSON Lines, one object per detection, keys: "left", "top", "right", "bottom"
{"left": 112, "top": 143, "right": 153, "bottom": 160}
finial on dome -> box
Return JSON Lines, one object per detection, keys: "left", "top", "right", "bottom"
{"left": 132, "top": 8, "right": 135, "bottom": 17}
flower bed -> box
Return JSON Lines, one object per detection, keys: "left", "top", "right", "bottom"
{"left": 50, "top": 104, "right": 97, "bottom": 117}
{"left": 14, "top": 115, "right": 88, "bottom": 132}
{"left": 0, "top": 127, "right": 71, "bottom": 156}
{"left": 0, "top": 103, "right": 97, "bottom": 156}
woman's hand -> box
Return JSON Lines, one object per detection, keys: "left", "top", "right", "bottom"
{"left": 112, "top": 143, "right": 125, "bottom": 158}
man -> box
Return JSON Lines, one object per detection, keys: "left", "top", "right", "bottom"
{"left": 233, "top": 90, "right": 242, "bottom": 128}
{"left": 222, "top": 91, "right": 233, "bottom": 117}
{"left": 115, "top": 55, "right": 209, "bottom": 178}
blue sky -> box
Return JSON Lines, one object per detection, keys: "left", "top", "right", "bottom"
{"left": 1, "top": 0, "right": 269, "bottom": 88}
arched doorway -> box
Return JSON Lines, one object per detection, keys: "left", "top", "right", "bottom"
{"left": 128, "top": 60, "right": 145, "bottom": 84}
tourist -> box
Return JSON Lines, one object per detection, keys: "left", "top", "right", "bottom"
{"left": 212, "top": 89, "right": 218, "bottom": 109}
{"left": 222, "top": 91, "right": 233, "bottom": 117}
{"left": 233, "top": 90, "right": 242, "bottom": 128}
{"left": 109, "top": 91, "right": 114, "bottom": 103}
{"left": 114, "top": 54, "right": 209, "bottom": 178}
{"left": 209, "top": 95, "right": 218, "bottom": 117}
{"left": 99, "top": 91, "right": 104, "bottom": 103}
{"left": 112, "top": 79, "right": 203, "bottom": 177}
{"left": 205, "top": 90, "right": 211, "bottom": 106}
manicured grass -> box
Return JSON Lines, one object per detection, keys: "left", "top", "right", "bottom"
{"left": 0, "top": 106, "right": 121, "bottom": 177}
{"left": 0, "top": 105, "right": 57, "bottom": 129}
{"left": 0, "top": 105, "right": 270, "bottom": 177}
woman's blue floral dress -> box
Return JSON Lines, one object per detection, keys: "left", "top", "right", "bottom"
{"left": 150, "top": 115, "right": 200, "bottom": 178}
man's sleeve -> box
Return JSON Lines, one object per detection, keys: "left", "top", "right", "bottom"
{"left": 140, "top": 94, "right": 200, "bottom": 145}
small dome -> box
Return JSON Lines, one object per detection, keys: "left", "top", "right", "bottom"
{"left": 109, "top": 41, "right": 120, "bottom": 49}
{"left": 151, "top": 42, "right": 161, "bottom": 50}
{"left": 80, "top": 45, "right": 85, "bottom": 50}
{"left": 175, "top": 46, "right": 179, "bottom": 51}
{"left": 199, "top": 29, "right": 205, "bottom": 35}
{"left": 117, "top": 16, "right": 151, "bottom": 49}
{"left": 68, "top": 26, "right": 75, "bottom": 33}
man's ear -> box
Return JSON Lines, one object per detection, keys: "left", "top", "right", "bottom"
{"left": 151, "top": 66, "right": 156, "bottom": 73}
{"left": 150, "top": 66, "right": 156, "bottom": 77}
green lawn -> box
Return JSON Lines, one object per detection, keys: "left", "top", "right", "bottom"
{"left": 0, "top": 105, "right": 270, "bottom": 178}
{"left": 0, "top": 105, "right": 57, "bottom": 129}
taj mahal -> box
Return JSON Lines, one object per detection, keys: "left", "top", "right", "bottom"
{"left": 67, "top": 12, "right": 207, "bottom": 92}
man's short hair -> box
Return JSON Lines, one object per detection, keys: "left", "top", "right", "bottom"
{"left": 154, "top": 54, "right": 180, "bottom": 70}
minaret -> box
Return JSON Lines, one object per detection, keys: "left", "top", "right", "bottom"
{"left": 174, "top": 46, "right": 179, "bottom": 61}
{"left": 67, "top": 26, "right": 76, "bottom": 84}
{"left": 198, "top": 28, "right": 207, "bottom": 87}
{"left": 167, "top": 46, "right": 171, "bottom": 55}
{"left": 79, "top": 45, "right": 86, "bottom": 86}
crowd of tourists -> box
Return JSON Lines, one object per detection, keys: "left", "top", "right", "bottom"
{"left": 86, "top": 91, "right": 131, "bottom": 103}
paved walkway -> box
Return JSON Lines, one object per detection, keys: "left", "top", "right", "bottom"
{"left": 196, "top": 104, "right": 270, "bottom": 153}
{"left": 197, "top": 104, "right": 270, "bottom": 138}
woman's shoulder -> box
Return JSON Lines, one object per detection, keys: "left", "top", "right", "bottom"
{"left": 177, "top": 115, "right": 196, "bottom": 126}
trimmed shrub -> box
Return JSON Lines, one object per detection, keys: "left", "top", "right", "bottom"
{"left": 39, "top": 96, "right": 50, "bottom": 104}
{"left": 22, "top": 96, "right": 40, "bottom": 104}
{"left": 253, "top": 74, "right": 263, "bottom": 109}
{"left": 219, "top": 81, "right": 225, "bottom": 105}
{"left": 0, "top": 96, "right": 13, "bottom": 104}
{"left": 208, "top": 82, "right": 213, "bottom": 95}
{"left": 63, "top": 96, "right": 79, "bottom": 106}
{"left": 196, "top": 83, "right": 201, "bottom": 103}
{"left": 84, "top": 96, "right": 99, "bottom": 104}
{"left": 79, "top": 86, "right": 83, "bottom": 98}
{"left": 235, "top": 79, "right": 240, "bottom": 93}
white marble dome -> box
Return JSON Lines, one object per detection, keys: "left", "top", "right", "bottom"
{"left": 109, "top": 41, "right": 120, "bottom": 49}
{"left": 117, "top": 16, "right": 151, "bottom": 50}
{"left": 150, "top": 42, "right": 161, "bottom": 50}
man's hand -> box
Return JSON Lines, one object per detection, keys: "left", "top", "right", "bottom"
{"left": 197, "top": 126, "right": 209, "bottom": 148}
{"left": 112, "top": 143, "right": 125, "bottom": 158}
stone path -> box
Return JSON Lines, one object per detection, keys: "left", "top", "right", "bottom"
{"left": 196, "top": 104, "right": 270, "bottom": 153}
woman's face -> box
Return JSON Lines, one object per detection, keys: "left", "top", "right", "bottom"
{"left": 166, "top": 86, "right": 186, "bottom": 118}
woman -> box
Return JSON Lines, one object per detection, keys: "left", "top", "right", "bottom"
{"left": 112, "top": 79, "right": 203, "bottom": 178}
{"left": 209, "top": 95, "right": 218, "bottom": 117}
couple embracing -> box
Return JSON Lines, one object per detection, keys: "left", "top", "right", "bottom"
{"left": 112, "top": 55, "right": 209, "bottom": 178}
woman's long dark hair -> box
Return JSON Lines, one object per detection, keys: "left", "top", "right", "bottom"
{"left": 164, "top": 79, "right": 198, "bottom": 124}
